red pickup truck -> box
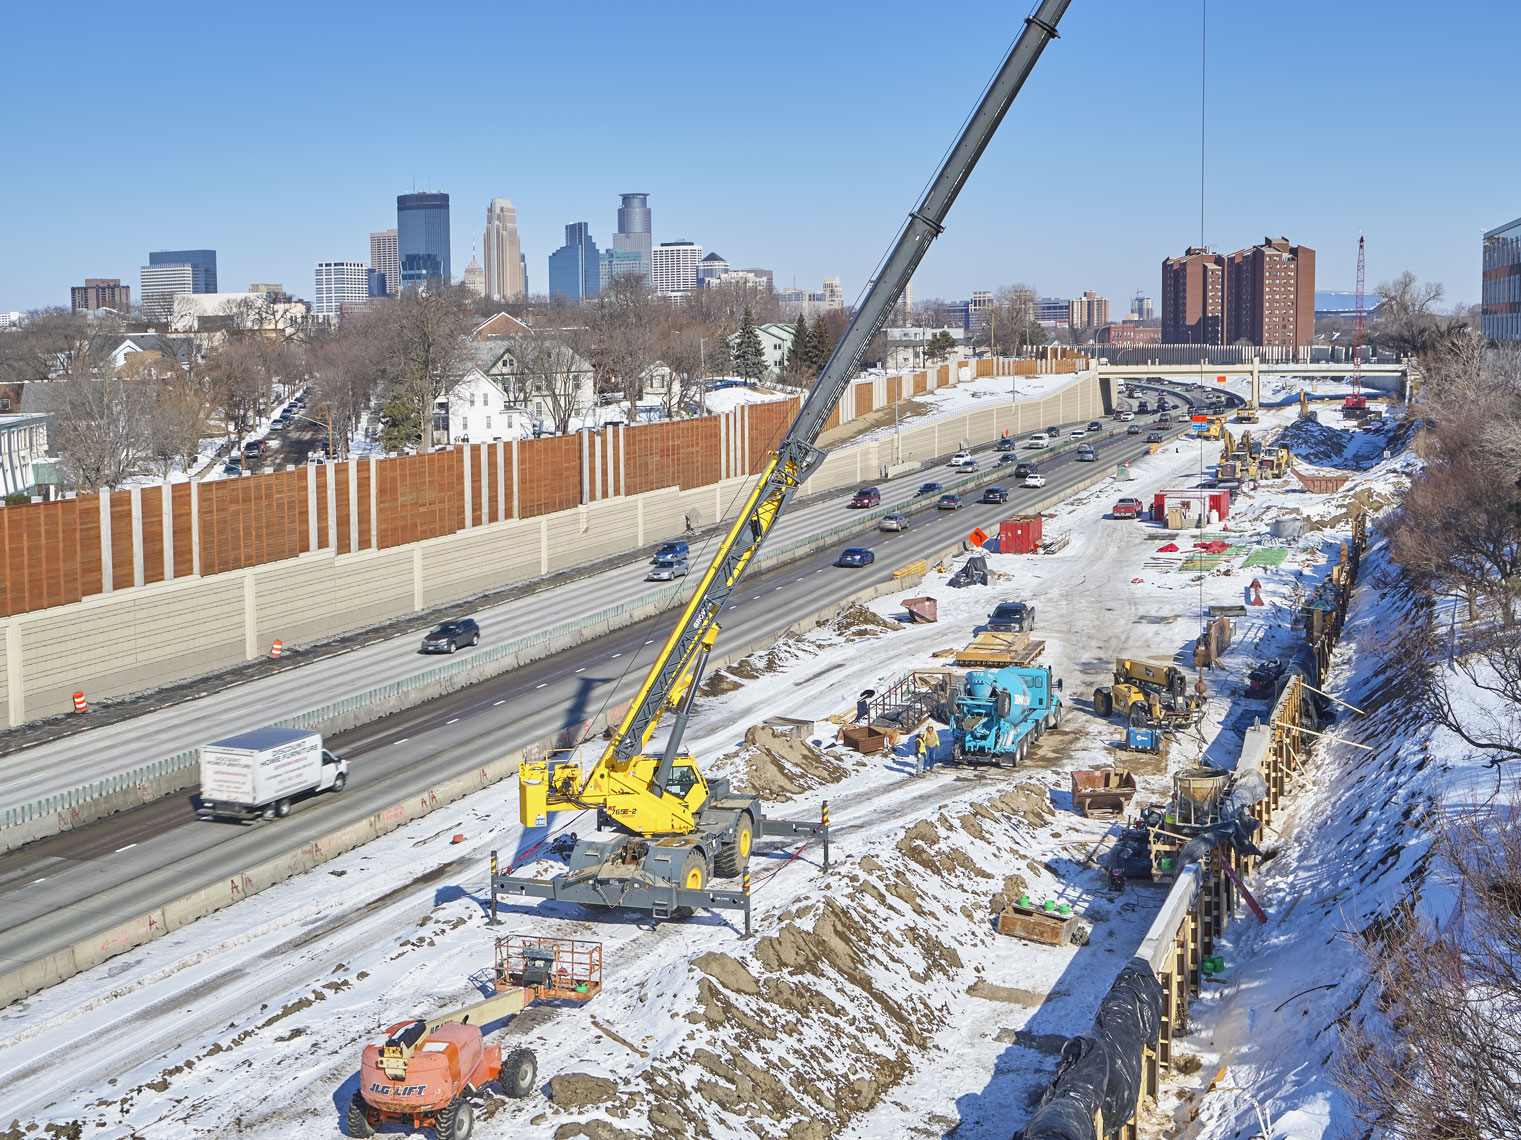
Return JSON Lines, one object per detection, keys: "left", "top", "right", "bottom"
{"left": 1112, "top": 497, "right": 1145, "bottom": 520}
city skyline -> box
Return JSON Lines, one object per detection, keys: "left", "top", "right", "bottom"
{"left": 2, "top": 1, "right": 1513, "bottom": 314}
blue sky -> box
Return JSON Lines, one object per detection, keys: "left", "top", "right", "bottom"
{"left": 1, "top": 0, "right": 1511, "bottom": 315}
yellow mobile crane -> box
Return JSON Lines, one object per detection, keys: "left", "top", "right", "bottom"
{"left": 491, "top": 1, "right": 1073, "bottom": 923}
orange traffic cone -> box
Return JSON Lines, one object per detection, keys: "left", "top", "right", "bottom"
{"left": 73, "top": 691, "right": 88, "bottom": 713}
{"left": 270, "top": 640, "right": 284, "bottom": 658}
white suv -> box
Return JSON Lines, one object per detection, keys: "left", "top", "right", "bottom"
{"left": 949, "top": 450, "right": 974, "bottom": 466}
{"left": 1024, "top": 432, "right": 1051, "bottom": 448}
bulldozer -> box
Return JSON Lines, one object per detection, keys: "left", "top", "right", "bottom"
{"left": 347, "top": 936, "right": 601, "bottom": 1139}
{"left": 1092, "top": 657, "right": 1204, "bottom": 730}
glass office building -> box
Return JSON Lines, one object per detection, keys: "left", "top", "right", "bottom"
{"left": 397, "top": 192, "right": 451, "bottom": 289}
{"left": 548, "top": 223, "right": 600, "bottom": 301}
{"left": 1483, "top": 216, "right": 1521, "bottom": 342}
{"left": 612, "top": 193, "right": 652, "bottom": 284}
{"left": 148, "top": 248, "right": 217, "bottom": 293}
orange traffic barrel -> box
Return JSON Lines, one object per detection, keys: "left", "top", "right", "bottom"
{"left": 270, "top": 640, "right": 284, "bottom": 658}
{"left": 73, "top": 691, "right": 88, "bottom": 713}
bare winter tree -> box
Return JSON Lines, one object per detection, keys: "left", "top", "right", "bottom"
{"left": 508, "top": 328, "right": 594, "bottom": 435}
{"left": 1333, "top": 788, "right": 1521, "bottom": 1136}
{"left": 2, "top": 307, "right": 122, "bottom": 383}
{"left": 143, "top": 373, "right": 215, "bottom": 478}
{"left": 1370, "top": 271, "right": 1467, "bottom": 358}
{"left": 33, "top": 378, "right": 151, "bottom": 490}
{"left": 591, "top": 276, "right": 657, "bottom": 417}
{"left": 371, "top": 285, "right": 475, "bottom": 451}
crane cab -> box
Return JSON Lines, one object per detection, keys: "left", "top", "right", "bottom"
{"left": 518, "top": 750, "right": 711, "bottom": 837}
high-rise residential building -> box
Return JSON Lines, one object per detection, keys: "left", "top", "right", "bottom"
{"left": 149, "top": 249, "right": 217, "bottom": 293}
{"left": 70, "top": 278, "right": 131, "bottom": 312}
{"left": 600, "top": 248, "right": 645, "bottom": 292}
{"left": 741, "top": 268, "right": 774, "bottom": 288}
{"left": 1162, "top": 247, "right": 1227, "bottom": 344}
{"left": 1128, "top": 292, "right": 1155, "bottom": 321}
{"left": 314, "top": 261, "right": 371, "bottom": 316}
{"left": 651, "top": 241, "right": 702, "bottom": 296}
{"left": 139, "top": 263, "right": 195, "bottom": 320}
{"left": 1035, "top": 297, "right": 1068, "bottom": 327}
{"left": 822, "top": 276, "right": 844, "bottom": 310}
{"left": 396, "top": 192, "right": 451, "bottom": 289}
{"left": 369, "top": 229, "right": 399, "bottom": 297}
{"left": 1483, "top": 216, "right": 1521, "bottom": 342}
{"left": 1069, "top": 291, "right": 1109, "bottom": 330}
{"left": 548, "top": 223, "right": 600, "bottom": 301}
{"left": 521, "top": 254, "right": 528, "bottom": 296}
{"left": 484, "top": 199, "right": 526, "bottom": 301}
{"left": 697, "top": 252, "right": 730, "bottom": 285}
{"left": 613, "top": 193, "right": 653, "bottom": 284}
{"left": 1224, "top": 237, "right": 1315, "bottom": 348}
{"left": 463, "top": 257, "right": 485, "bottom": 297}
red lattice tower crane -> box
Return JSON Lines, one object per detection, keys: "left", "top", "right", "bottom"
{"left": 1345, "top": 235, "right": 1367, "bottom": 414}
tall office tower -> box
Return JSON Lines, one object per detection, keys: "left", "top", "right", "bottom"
{"left": 548, "top": 223, "right": 600, "bottom": 301}
{"left": 613, "top": 193, "right": 653, "bottom": 284}
{"left": 1130, "top": 292, "right": 1155, "bottom": 321}
{"left": 463, "top": 257, "right": 485, "bottom": 297}
{"left": 396, "top": 192, "right": 451, "bottom": 289}
{"left": 314, "top": 262, "right": 371, "bottom": 316}
{"left": 369, "top": 229, "right": 399, "bottom": 297}
{"left": 651, "top": 241, "right": 702, "bottom": 296}
{"left": 484, "top": 199, "right": 526, "bottom": 301}
{"left": 521, "top": 253, "right": 528, "bottom": 296}
{"left": 148, "top": 249, "right": 217, "bottom": 294}
{"left": 1161, "top": 247, "right": 1227, "bottom": 344}
{"left": 1224, "top": 237, "right": 1315, "bottom": 349}
{"left": 139, "top": 263, "right": 195, "bottom": 320}
{"left": 70, "top": 278, "right": 131, "bottom": 311}
{"left": 697, "top": 252, "right": 730, "bottom": 285}
{"left": 822, "top": 276, "right": 844, "bottom": 309}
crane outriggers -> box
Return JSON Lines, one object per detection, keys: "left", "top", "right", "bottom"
{"left": 491, "top": 0, "right": 1073, "bottom": 923}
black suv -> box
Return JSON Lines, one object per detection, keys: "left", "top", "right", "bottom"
{"left": 1013, "top": 461, "right": 1038, "bottom": 479}
{"left": 982, "top": 486, "right": 1010, "bottom": 504}
{"left": 986, "top": 600, "right": 1035, "bottom": 633}
{"left": 420, "top": 617, "right": 481, "bottom": 654}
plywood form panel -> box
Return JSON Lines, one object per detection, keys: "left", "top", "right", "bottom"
{"left": 355, "top": 463, "right": 373, "bottom": 548}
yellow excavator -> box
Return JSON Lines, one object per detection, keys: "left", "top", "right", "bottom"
{"left": 490, "top": 1, "right": 1074, "bottom": 922}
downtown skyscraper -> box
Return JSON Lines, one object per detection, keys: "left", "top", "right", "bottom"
{"left": 484, "top": 199, "right": 525, "bottom": 302}
{"left": 548, "top": 223, "right": 600, "bottom": 301}
{"left": 612, "top": 193, "right": 652, "bottom": 285}
{"left": 369, "top": 229, "right": 399, "bottom": 296}
{"left": 397, "top": 192, "right": 451, "bottom": 289}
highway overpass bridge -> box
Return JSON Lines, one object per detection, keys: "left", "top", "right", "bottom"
{"left": 1097, "top": 359, "right": 1412, "bottom": 408}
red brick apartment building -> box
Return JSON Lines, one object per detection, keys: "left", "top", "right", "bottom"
{"left": 1162, "top": 237, "right": 1315, "bottom": 348}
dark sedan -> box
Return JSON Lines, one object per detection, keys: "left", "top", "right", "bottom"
{"left": 937, "top": 494, "right": 964, "bottom": 511}
{"left": 420, "top": 617, "right": 481, "bottom": 653}
{"left": 916, "top": 482, "right": 943, "bottom": 497}
{"left": 982, "top": 487, "right": 1009, "bottom": 504}
{"left": 836, "top": 547, "right": 876, "bottom": 568}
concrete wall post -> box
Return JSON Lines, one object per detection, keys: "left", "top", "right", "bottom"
{"left": 129, "top": 487, "right": 144, "bottom": 588}
{"left": 306, "top": 466, "right": 318, "bottom": 552}
{"left": 461, "top": 441, "right": 473, "bottom": 527}
{"left": 190, "top": 481, "right": 201, "bottom": 575}
{"left": 243, "top": 572, "right": 257, "bottom": 659}
{"left": 161, "top": 482, "right": 174, "bottom": 582}
{"left": 325, "top": 464, "right": 338, "bottom": 553}
{"left": 412, "top": 546, "right": 424, "bottom": 611}
{"left": 368, "top": 457, "right": 379, "bottom": 549}
{"left": 5, "top": 620, "right": 23, "bottom": 727}
{"left": 98, "top": 492, "right": 113, "bottom": 593}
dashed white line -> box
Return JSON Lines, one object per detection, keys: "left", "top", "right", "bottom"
{"left": 536, "top": 683, "right": 548, "bottom": 689}
{"left": 611, "top": 653, "right": 621, "bottom": 659}
{"left": 445, "top": 718, "right": 459, "bottom": 725}
{"left": 396, "top": 738, "right": 409, "bottom": 745}
{"left": 116, "top": 844, "right": 137, "bottom": 853}
{"left": 32, "top": 878, "right": 45, "bottom": 884}
{"left": 574, "top": 667, "right": 586, "bottom": 673}
{"left": 493, "top": 699, "right": 506, "bottom": 706}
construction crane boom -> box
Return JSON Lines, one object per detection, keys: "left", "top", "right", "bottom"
{"left": 1352, "top": 234, "right": 1365, "bottom": 397}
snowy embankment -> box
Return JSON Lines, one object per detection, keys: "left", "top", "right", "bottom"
{"left": 0, "top": 395, "right": 1416, "bottom": 1140}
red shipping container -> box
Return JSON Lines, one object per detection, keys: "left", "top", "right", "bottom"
{"left": 999, "top": 514, "right": 1044, "bottom": 554}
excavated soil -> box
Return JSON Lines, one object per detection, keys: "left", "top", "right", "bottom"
{"left": 725, "top": 725, "right": 851, "bottom": 802}
{"left": 826, "top": 604, "right": 902, "bottom": 641}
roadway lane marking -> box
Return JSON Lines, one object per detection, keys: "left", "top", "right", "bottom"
{"left": 396, "top": 738, "right": 409, "bottom": 745}
{"left": 574, "top": 667, "right": 586, "bottom": 673}
{"left": 116, "top": 844, "right": 137, "bottom": 853}
{"left": 774, "top": 586, "right": 784, "bottom": 591}
{"left": 445, "top": 718, "right": 459, "bottom": 725}
{"left": 33, "top": 878, "right": 45, "bottom": 883}
{"left": 536, "top": 683, "right": 548, "bottom": 689}
{"left": 493, "top": 699, "right": 506, "bottom": 706}
{"left": 611, "top": 653, "right": 621, "bottom": 658}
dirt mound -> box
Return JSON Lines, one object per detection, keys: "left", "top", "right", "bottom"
{"left": 701, "top": 633, "right": 812, "bottom": 695}
{"left": 826, "top": 604, "right": 901, "bottom": 641}
{"left": 728, "top": 724, "right": 850, "bottom": 802}
{"left": 1275, "top": 417, "right": 1396, "bottom": 471}
{"left": 549, "top": 1074, "right": 621, "bottom": 1111}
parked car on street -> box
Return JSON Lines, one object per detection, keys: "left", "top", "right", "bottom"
{"left": 1112, "top": 497, "right": 1145, "bottom": 519}
{"left": 836, "top": 547, "right": 876, "bottom": 567}
{"left": 937, "top": 493, "right": 964, "bottom": 510}
{"left": 1127, "top": 424, "right": 1142, "bottom": 434}
{"left": 1023, "top": 473, "right": 1048, "bottom": 488}
{"left": 879, "top": 512, "right": 909, "bottom": 532}
{"left": 647, "top": 559, "right": 690, "bottom": 581}
{"left": 982, "top": 487, "right": 1009, "bottom": 504}
{"left": 986, "top": 600, "right": 1035, "bottom": 632}
{"left": 916, "top": 482, "right": 943, "bottom": 497}
{"left": 222, "top": 460, "right": 242, "bottom": 476}
{"left": 420, "top": 617, "right": 480, "bottom": 654}
{"left": 1013, "top": 462, "right": 1038, "bottom": 478}
{"left": 850, "top": 487, "right": 881, "bottom": 508}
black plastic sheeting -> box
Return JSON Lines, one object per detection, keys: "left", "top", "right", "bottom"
{"left": 948, "top": 556, "right": 989, "bottom": 588}
{"left": 1020, "top": 959, "right": 1165, "bottom": 1140}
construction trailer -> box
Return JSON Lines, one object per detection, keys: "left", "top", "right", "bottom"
{"left": 949, "top": 665, "right": 1064, "bottom": 767}
{"left": 1149, "top": 488, "right": 1230, "bottom": 524}
{"left": 490, "top": 0, "right": 1073, "bottom": 925}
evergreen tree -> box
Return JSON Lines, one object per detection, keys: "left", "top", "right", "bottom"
{"left": 925, "top": 330, "right": 958, "bottom": 363}
{"left": 807, "top": 316, "right": 835, "bottom": 374}
{"left": 733, "top": 308, "right": 767, "bottom": 385}
{"left": 786, "top": 315, "right": 809, "bottom": 375}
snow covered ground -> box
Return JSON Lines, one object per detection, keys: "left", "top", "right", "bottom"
{"left": 0, "top": 394, "right": 1419, "bottom": 1139}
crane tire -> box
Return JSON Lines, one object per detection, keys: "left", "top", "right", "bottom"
{"left": 344, "top": 1094, "right": 375, "bottom": 1137}
{"left": 502, "top": 1048, "right": 537, "bottom": 1099}
{"left": 1094, "top": 689, "right": 1112, "bottom": 717}
{"left": 714, "top": 814, "right": 753, "bottom": 878}
{"left": 437, "top": 1098, "right": 474, "bottom": 1140}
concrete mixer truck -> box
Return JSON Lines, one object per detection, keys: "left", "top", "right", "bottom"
{"left": 949, "top": 665, "right": 1064, "bottom": 767}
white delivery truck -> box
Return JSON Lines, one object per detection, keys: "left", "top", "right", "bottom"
{"left": 197, "top": 726, "right": 347, "bottom": 821}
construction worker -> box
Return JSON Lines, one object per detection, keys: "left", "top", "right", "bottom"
{"left": 923, "top": 724, "right": 940, "bottom": 771}
{"left": 914, "top": 732, "right": 928, "bottom": 777}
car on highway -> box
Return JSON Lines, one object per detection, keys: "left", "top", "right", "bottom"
{"left": 937, "top": 493, "right": 964, "bottom": 510}
{"left": 1127, "top": 423, "right": 1142, "bottom": 434}
{"left": 1023, "top": 473, "right": 1048, "bottom": 488}
{"left": 1137, "top": 400, "right": 1151, "bottom": 413}
{"left": 849, "top": 487, "right": 881, "bottom": 508}
{"left": 652, "top": 541, "right": 689, "bottom": 563}
{"left": 982, "top": 486, "right": 1009, "bottom": 504}
{"left": 1119, "top": 411, "right": 1134, "bottom": 421}
{"left": 1158, "top": 414, "right": 1173, "bottom": 426}
{"left": 879, "top": 512, "right": 909, "bottom": 532}
{"left": 1067, "top": 427, "right": 1088, "bottom": 438}
{"left": 646, "top": 558, "right": 690, "bottom": 581}
{"left": 836, "top": 547, "right": 876, "bottom": 567}
{"left": 986, "top": 600, "right": 1035, "bottom": 632}
{"left": 995, "top": 438, "right": 1015, "bottom": 452}
{"left": 954, "top": 458, "right": 979, "bottom": 473}
{"left": 1024, "top": 433, "right": 1051, "bottom": 448}
{"left": 1086, "top": 421, "right": 1102, "bottom": 432}
{"left": 1013, "top": 461, "right": 1038, "bottom": 478}
{"left": 420, "top": 617, "right": 480, "bottom": 654}
{"left": 1076, "top": 446, "right": 1097, "bottom": 462}
{"left": 1045, "top": 425, "right": 1061, "bottom": 435}
{"left": 1113, "top": 497, "right": 1145, "bottom": 519}
{"left": 916, "top": 482, "right": 943, "bottom": 497}
{"left": 998, "top": 454, "right": 1020, "bottom": 466}
{"left": 1146, "top": 431, "right": 1164, "bottom": 443}
{"left": 949, "top": 450, "right": 974, "bottom": 466}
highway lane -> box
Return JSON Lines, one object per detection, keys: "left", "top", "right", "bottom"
{"left": 0, "top": 411, "right": 1204, "bottom": 970}
{"left": 0, "top": 403, "right": 1120, "bottom": 811}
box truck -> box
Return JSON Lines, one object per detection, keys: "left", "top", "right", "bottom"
{"left": 197, "top": 727, "right": 347, "bottom": 821}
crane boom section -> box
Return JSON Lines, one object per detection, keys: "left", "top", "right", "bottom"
{"left": 521, "top": 0, "right": 1071, "bottom": 830}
